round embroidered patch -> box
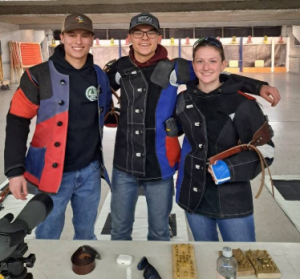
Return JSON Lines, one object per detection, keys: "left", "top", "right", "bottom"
{"left": 85, "top": 86, "right": 98, "bottom": 101}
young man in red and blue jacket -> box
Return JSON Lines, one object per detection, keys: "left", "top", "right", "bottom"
{"left": 4, "top": 14, "right": 112, "bottom": 239}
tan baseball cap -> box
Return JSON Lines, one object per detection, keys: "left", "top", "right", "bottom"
{"left": 61, "top": 14, "right": 94, "bottom": 34}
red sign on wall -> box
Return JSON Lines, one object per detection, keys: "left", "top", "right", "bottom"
{"left": 20, "top": 43, "right": 42, "bottom": 68}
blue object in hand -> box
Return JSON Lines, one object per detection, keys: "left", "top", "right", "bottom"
{"left": 211, "top": 160, "right": 231, "bottom": 185}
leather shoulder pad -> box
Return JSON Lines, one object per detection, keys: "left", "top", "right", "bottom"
{"left": 115, "top": 56, "right": 135, "bottom": 75}
{"left": 29, "top": 61, "right": 49, "bottom": 84}
{"left": 24, "top": 62, "right": 52, "bottom": 101}
{"left": 150, "top": 59, "right": 175, "bottom": 89}
{"left": 174, "top": 58, "right": 191, "bottom": 84}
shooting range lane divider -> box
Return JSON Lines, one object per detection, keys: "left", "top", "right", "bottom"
{"left": 0, "top": 41, "right": 3, "bottom": 82}
{"left": 239, "top": 36, "right": 243, "bottom": 72}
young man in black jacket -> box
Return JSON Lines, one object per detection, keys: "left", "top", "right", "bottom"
{"left": 106, "top": 12, "right": 280, "bottom": 241}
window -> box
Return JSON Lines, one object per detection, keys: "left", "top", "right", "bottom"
{"left": 224, "top": 27, "right": 252, "bottom": 37}
{"left": 108, "top": 29, "right": 129, "bottom": 40}
{"left": 165, "top": 28, "right": 193, "bottom": 39}
{"left": 94, "top": 30, "right": 107, "bottom": 40}
{"left": 195, "top": 28, "right": 222, "bottom": 38}
{"left": 253, "top": 26, "right": 281, "bottom": 37}
{"left": 53, "top": 30, "right": 61, "bottom": 40}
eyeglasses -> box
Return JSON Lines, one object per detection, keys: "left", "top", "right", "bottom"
{"left": 193, "top": 37, "right": 222, "bottom": 49}
{"left": 131, "top": 30, "right": 159, "bottom": 39}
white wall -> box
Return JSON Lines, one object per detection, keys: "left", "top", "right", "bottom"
{"left": 289, "top": 26, "right": 300, "bottom": 73}
{"left": 0, "top": 22, "right": 46, "bottom": 81}
{"left": 292, "top": 26, "right": 300, "bottom": 42}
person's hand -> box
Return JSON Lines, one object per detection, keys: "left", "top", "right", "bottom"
{"left": 9, "top": 176, "right": 28, "bottom": 200}
{"left": 207, "top": 163, "right": 217, "bottom": 183}
{"left": 260, "top": 85, "right": 281, "bottom": 107}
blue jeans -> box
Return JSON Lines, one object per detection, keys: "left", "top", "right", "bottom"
{"left": 186, "top": 212, "right": 256, "bottom": 242}
{"left": 110, "top": 168, "right": 173, "bottom": 241}
{"left": 35, "top": 160, "right": 101, "bottom": 240}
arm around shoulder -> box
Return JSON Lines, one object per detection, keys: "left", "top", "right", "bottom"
{"left": 226, "top": 73, "right": 281, "bottom": 106}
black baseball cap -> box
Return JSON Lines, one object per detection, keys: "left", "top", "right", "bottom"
{"left": 129, "top": 12, "right": 160, "bottom": 33}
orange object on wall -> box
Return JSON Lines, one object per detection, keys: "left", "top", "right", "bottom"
{"left": 20, "top": 43, "right": 42, "bottom": 68}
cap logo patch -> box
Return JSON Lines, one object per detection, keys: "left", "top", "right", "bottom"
{"left": 137, "top": 16, "right": 153, "bottom": 24}
{"left": 76, "top": 16, "right": 84, "bottom": 23}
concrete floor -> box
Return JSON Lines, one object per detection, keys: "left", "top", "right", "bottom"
{"left": 1, "top": 72, "right": 300, "bottom": 242}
